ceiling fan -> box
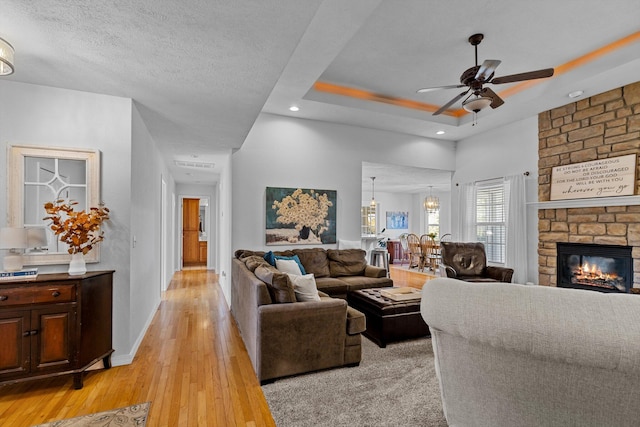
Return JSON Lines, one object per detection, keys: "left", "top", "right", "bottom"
{"left": 417, "top": 33, "right": 554, "bottom": 116}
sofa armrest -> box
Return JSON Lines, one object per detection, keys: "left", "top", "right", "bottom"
{"left": 485, "top": 265, "right": 514, "bottom": 282}
{"left": 365, "top": 265, "right": 387, "bottom": 278}
{"left": 346, "top": 306, "right": 365, "bottom": 335}
{"left": 257, "top": 298, "right": 348, "bottom": 381}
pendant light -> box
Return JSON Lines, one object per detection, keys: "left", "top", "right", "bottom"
{"left": 370, "top": 177, "right": 376, "bottom": 207}
{"left": 424, "top": 186, "right": 439, "bottom": 213}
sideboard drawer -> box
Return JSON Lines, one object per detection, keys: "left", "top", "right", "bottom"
{"left": 32, "top": 284, "right": 76, "bottom": 304}
{"left": 0, "top": 287, "right": 33, "bottom": 306}
{"left": 0, "top": 284, "right": 76, "bottom": 307}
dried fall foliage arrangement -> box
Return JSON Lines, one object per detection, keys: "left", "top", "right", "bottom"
{"left": 43, "top": 199, "right": 110, "bottom": 255}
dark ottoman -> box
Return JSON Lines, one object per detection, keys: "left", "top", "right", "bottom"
{"left": 347, "top": 287, "right": 430, "bottom": 348}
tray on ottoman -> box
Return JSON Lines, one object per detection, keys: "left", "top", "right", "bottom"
{"left": 347, "top": 287, "right": 430, "bottom": 348}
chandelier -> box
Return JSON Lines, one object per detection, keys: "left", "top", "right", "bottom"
{"left": 424, "top": 186, "right": 439, "bottom": 212}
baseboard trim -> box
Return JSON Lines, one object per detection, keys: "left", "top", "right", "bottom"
{"left": 111, "top": 298, "right": 161, "bottom": 367}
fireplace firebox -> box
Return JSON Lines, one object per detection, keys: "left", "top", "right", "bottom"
{"left": 556, "top": 242, "right": 632, "bottom": 293}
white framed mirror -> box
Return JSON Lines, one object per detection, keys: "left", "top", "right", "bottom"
{"left": 8, "top": 145, "right": 101, "bottom": 266}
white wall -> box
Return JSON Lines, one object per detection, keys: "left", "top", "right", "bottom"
{"left": 0, "top": 81, "right": 172, "bottom": 365}
{"left": 453, "top": 116, "right": 540, "bottom": 283}
{"left": 218, "top": 153, "right": 233, "bottom": 302}
{"left": 232, "top": 113, "right": 456, "bottom": 255}
{"left": 128, "top": 103, "right": 175, "bottom": 363}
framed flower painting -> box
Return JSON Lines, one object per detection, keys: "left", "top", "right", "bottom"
{"left": 266, "top": 187, "right": 337, "bottom": 245}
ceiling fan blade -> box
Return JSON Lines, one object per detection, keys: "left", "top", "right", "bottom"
{"left": 417, "top": 84, "right": 466, "bottom": 93}
{"left": 433, "top": 89, "right": 470, "bottom": 116}
{"left": 480, "top": 87, "right": 504, "bottom": 108}
{"left": 491, "top": 68, "right": 554, "bottom": 85}
{"left": 474, "top": 59, "right": 501, "bottom": 82}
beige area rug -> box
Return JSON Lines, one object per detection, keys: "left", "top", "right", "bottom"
{"left": 34, "top": 402, "right": 150, "bottom": 427}
{"left": 262, "top": 337, "right": 447, "bottom": 426}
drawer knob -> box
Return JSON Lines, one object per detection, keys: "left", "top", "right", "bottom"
{"left": 0, "top": 295, "right": 7, "bottom": 301}
{"left": 52, "top": 291, "right": 61, "bottom": 297}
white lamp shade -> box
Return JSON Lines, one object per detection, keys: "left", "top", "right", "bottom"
{"left": 0, "top": 37, "right": 14, "bottom": 76}
{"left": 0, "top": 227, "right": 28, "bottom": 249}
{"left": 27, "top": 227, "right": 48, "bottom": 247}
{"left": 462, "top": 96, "right": 492, "bottom": 113}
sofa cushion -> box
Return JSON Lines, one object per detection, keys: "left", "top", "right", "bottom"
{"left": 339, "top": 275, "right": 393, "bottom": 291}
{"left": 243, "top": 255, "right": 271, "bottom": 272}
{"left": 327, "top": 249, "right": 367, "bottom": 277}
{"left": 314, "top": 277, "right": 349, "bottom": 296}
{"left": 254, "top": 265, "right": 296, "bottom": 303}
{"left": 287, "top": 273, "right": 321, "bottom": 302}
{"left": 292, "top": 248, "right": 331, "bottom": 278}
{"left": 235, "top": 249, "right": 266, "bottom": 260}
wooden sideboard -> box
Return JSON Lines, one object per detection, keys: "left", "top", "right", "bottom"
{"left": 0, "top": 270, "right": 114, "bottom": 389}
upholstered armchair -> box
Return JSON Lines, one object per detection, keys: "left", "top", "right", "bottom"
{"left": 439, "top": 242, "right": 513, "bottom": 282}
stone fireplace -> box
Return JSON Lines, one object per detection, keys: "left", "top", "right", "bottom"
{"left": 538, "top": 81, "right": 640, "bottom": 289}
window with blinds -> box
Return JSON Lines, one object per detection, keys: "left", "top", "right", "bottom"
{"left": 424, "top": 209, "right": 440, "bottom": 238}
{"left": 475, "top": 182, "right": 506, "bottom": 264}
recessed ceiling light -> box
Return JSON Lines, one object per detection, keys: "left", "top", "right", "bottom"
{"left": 289, "top": 106, "right": 299, "bottom": 112}
{"left": 436, "top": 130, "right": 446, "bottom": 135}
{"left": 568, "top": 90, "right": 584, "bottom": 99}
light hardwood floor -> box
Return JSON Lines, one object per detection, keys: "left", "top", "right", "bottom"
{"left": 0, "top": 269, "right": 275, "bottom": 427}
{"left": 389, "top": 263, "right": 437, "bottom": 289}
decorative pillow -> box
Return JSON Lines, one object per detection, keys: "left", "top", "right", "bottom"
{"left": 263, "top": 250, "right": 276, "bottom": 266}
{"left": 286, "top": 273, "right": 321, "bottom": 302}
{"left": 338, "top": 239, "right": 362, "bottom": 250}
{"left": 254, "top": 265, "right": 296, "bottom": 303}
{"left": 265, "top": 251, "right": 307, "bottom": 274}
{"left": 327, "top": 249, "right": 367, "bottom": 277}
{"left": 275, "top": 258, "right": 303, "bottom": 275}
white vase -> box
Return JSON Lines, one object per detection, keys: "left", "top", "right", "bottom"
{"left": 68, "top": 252, "right": 87, "bottom": 276}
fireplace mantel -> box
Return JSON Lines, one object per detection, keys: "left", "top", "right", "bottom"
{"left": 530, "top": 195, "right": 640, "bottom": 210}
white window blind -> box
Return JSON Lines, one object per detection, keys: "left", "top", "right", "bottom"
{"left": 424, "top": 209, "right": 440, "bottom": 238}
{"left": 475, "top": 182, "right": 506, "bottom": 264}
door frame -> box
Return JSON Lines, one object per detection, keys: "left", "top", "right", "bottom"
{"left": 178, "top": 194, "right": 212, "bottom": 270}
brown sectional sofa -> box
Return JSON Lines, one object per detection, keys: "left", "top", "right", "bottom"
{"left": 231, "top": 248, "right": 393, "bottom": 383}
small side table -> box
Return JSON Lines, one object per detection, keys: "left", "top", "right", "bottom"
{"left": 370, "top": 248, "right": 390, "bottom": 277}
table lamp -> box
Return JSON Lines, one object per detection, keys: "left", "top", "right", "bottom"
{"left": 0, "top": 227, "right": 28, "bottom": 271}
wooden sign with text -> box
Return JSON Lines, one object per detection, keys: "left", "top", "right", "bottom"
{"left": 550, "top": 154, "right": 636, "bottom": 200}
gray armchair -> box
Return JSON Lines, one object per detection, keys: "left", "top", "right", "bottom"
{"left": 439, "top": 241, "right": 513, "bottom": 282}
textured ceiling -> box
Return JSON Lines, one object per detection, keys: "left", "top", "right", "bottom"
{"left": 1, "top": 0, "right": 640, "bottom": 187}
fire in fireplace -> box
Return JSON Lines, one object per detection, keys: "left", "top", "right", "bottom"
{"left": 556, "top": 242, "right": 632, "bottom": 293}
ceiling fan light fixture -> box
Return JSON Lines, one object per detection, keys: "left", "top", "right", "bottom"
{"left": 0, "top": 37, "right": 15, "bottom": 76}
{"left": 462, "top": 95, "right": 492, "bottom": 113}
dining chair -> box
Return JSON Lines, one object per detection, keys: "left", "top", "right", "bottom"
{"left": 420, "top": 234, "right": 439, "bottom": 272}
{"left": 398, "top": 233, "right": 411, "bottom": 266}
{"left": 407, "top": 233, "right": 421, "bottom": 269}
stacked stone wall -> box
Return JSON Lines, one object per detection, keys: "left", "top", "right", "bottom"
{"left": 538, "top": 82, "right": 640, "bottom": 287}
